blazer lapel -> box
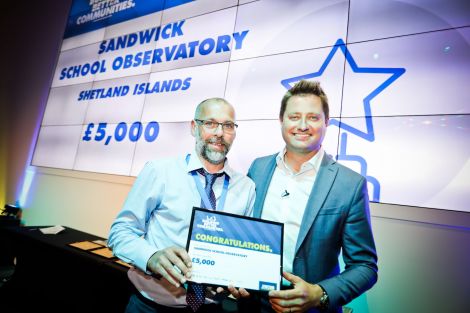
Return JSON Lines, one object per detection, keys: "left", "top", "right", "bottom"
{"left": 295, "top": 154, "right": 338, "bottom": 253}
{"left": 253, "top": 155, "right": 278, "bottom": 218}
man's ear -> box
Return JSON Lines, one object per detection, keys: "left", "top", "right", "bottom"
{"left": 190, "top": 120, "right": 196, "bottom": 137}
{"left": 325, "top": 118, "right": 329, "bottom": 127}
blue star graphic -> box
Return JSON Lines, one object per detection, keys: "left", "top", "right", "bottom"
{"left": 280, "top": 38, "right": 406, "bottom": 201}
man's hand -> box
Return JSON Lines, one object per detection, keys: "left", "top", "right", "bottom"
{"left": 146, "top": 246, "right": 192, "bottom": 288}
{"left": 268, "top": 272, "right": 323, "bottom": 313}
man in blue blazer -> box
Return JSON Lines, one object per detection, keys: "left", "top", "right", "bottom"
{"left": 241, "top": 80, "right": 377, "bottom": 313}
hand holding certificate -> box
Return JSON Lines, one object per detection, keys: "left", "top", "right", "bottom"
{"left": 186, "top": 208, "right": 284, "bottom": 292}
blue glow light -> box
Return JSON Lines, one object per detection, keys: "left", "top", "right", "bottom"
{"left": 17, "top": 166, "right": 35, "bottom": 208}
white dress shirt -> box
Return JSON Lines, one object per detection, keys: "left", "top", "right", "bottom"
{"left": 261, "top": 148, "right": 324, "bottom": 285}
{"left": 108, "top": 152, "right": 255, "bottom": 307}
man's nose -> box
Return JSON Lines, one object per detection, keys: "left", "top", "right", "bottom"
{"left": 214, "top": 124, "right": 224, "bottom": 136}
{"left": 297, "top": 118, "right": 308, "bottom": 130}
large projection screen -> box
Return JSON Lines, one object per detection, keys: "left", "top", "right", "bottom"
{"left": 32, "top": 0, "right": 470, "bottom": 212}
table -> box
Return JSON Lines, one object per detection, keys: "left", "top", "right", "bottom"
{"left": 0, "top": 216, "right": 20, "bottom": 266}
{"left": 0, "top": 226, "right": 133, "bottom": 313}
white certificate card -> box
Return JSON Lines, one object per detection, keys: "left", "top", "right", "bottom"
{"left": 186, "top": 207, "right": 283, "bottom": 291}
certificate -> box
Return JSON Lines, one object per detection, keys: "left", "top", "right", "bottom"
{"left": 186, "top": 207, "right": 283, "bottom": 292}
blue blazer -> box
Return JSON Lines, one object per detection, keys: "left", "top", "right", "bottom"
{"left": 248, "top": 153, "right": 378, "bottom": 312}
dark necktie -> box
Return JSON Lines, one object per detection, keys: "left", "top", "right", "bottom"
{"left": 186, "top": 169, "right": 222, "bottom": 311}
{"left": 198, "top": 168, "right": 220, "bottom": 210}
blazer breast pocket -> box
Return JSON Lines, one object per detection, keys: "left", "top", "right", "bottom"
{"left": 313, "top": 206, "right": 346, "bottom": 241}
{"left": 317, "top": 206, "right": 343, "bottom": 216}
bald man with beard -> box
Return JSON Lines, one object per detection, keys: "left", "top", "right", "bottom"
{"left": 109, "top": 98, "right": 256, "bottom": 313}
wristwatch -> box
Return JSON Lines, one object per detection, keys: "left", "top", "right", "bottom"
{"left": 318, "top": 285, "right": 329, "bottom": 311}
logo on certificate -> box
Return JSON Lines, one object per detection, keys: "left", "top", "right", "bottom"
{"left": 259, "top": 281, "right": 277, "bottom": 291}
{"left": 197, "top": 215, "right": 223, "bottom": 232}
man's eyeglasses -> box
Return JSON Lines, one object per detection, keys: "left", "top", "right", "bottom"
{"left": 194, "top": 119, "right": 238, "bottom": 133}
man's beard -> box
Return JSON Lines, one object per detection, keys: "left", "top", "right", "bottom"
{"left": 196, "top": 133, "right": 231, "bottom": 165}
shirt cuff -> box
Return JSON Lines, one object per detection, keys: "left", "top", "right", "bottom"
{"left": 132, "top": 238, "right": 159, "bottom": 273}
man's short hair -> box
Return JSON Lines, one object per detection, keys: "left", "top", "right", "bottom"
{"left": 280, "top": 80, "right": 329, "bottom": 121}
